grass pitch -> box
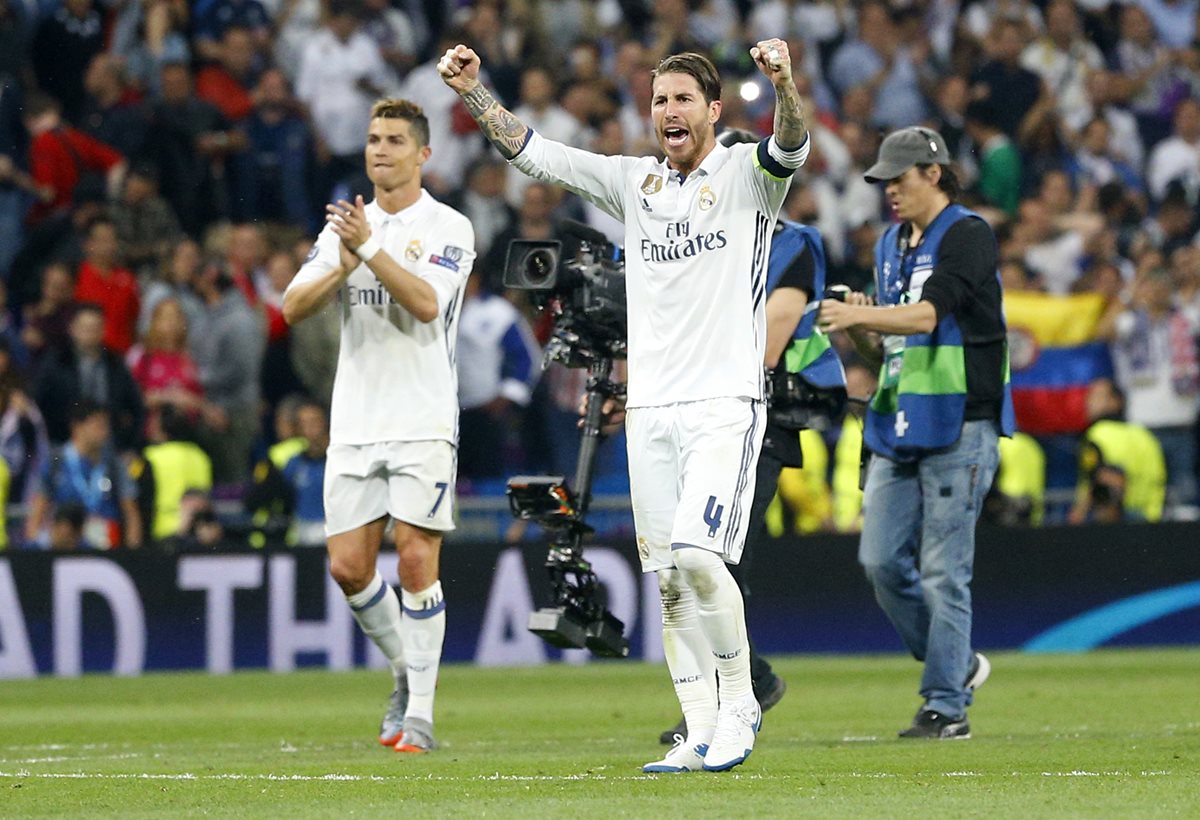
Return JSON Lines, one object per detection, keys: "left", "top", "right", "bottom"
{"left": 2, "top": 649, "right": 1197, "bottom": 818}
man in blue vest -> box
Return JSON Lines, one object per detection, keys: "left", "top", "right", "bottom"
{"left": 818, "top": 127, "right": 1014, "bottom": 739}
{"left": 654, "top": 127, "right": 845, "bottom": 744}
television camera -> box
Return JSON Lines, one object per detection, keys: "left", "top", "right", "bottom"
{"left": 502, "top": 221, "right": 629, "bottom": 658}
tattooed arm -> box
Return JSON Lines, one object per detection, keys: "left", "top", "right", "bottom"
{"left": 437, "top": 44, "right": 529, "bottom": 160}
{"left": 750, "top": 37, "right": 808, "bottom": 149}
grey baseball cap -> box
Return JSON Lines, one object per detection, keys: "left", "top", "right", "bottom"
{"left": 864, "top": 127, "right": 951, "bottom": 183}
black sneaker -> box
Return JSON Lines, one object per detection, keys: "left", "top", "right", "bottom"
{"left": 898, "top": 709, "right": 971, "bottom": 739}
{"left": 658, "top": 715, "right": 687, "bottom": 745}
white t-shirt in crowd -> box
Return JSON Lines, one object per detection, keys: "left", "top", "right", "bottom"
{"left": 288, "top": 191, "right": 475, "bottom": 445}
{"left": 510, "top": 131, "right": 808, "bottom": 408}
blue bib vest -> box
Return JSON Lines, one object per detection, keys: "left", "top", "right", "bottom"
{"left": 767, "top": 221, "right": 846, "bottom": 391}
{"left": 867, "top": 204, "right": 1014, "bottom": 461}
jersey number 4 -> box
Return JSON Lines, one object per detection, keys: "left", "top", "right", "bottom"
{"left": 703, "top": 495, "right": 724, "bottom": 539}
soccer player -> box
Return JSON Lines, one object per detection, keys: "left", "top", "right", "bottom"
{"left": 282, "top": 99, "right": 475, "bottom": 754}
{"left": 440, "top": 41, "right": 809, "bottom": 772}
{"left": 817, "top": 127, "right": 1012, "bottom": 739}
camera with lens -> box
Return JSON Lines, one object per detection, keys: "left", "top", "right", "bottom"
{"left": 502, "top": 221, "right": 630, "bottom": 658}
{"left": 503, "top": 221, "right": 626, "bottom": 368}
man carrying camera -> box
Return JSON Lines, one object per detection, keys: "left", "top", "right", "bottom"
{"left": 440, "top": 42, "right": 809, "bottom": 772}
{"left": 817, "top": 127, "right": 1013, "bottom": 740}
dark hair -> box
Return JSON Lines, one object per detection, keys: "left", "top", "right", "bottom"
{"left": 917, "top": 163, "right": 961, "bottom": 202}
{"left": 653, "top": 52, "right": 722, "bottom": 103}
{"left": 53, "top": 502, "right": 87, "bottom": 530}
{"left": 370, "top": 98, "right": 430, "bottom": 147}
{"left": 69, "top": 399, "right": 108, "bottom": 426}
{"left": 72, "top": 301, "right": 105, "bottom": 320}
{"left": 23, "top": 91, "right": 61, "bottom": 118}
{"left": 159, "top": 404, "right": 195, "bottom": 442}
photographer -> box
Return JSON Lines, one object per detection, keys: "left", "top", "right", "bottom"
{"left": 817, "top": 127, "right": 1013, "bottom": 740}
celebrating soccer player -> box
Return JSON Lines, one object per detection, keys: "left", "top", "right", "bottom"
{"left": 440, "top": 40, "right": 808, "bottom": 772}
{"left": 282, "top": 99, "right": 475, "bottom": 755}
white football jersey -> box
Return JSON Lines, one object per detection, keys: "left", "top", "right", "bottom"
{"left": 288, "top": 191, "right": 475, "bottom": 445}
{"left": 511, "top": 132, "right": 807, "bottom": 408}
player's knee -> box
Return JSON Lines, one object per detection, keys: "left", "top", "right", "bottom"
{"left": 396, "top": 531, "right": 440, "bottom": 588}
{"left": 328, "top": 554, "right": 374, "bottom": 595}
{"left": 657, "top": 568, "right": 696, "bottom": 626}
{"left": 671, "top": 545, "right": 724, "bottom": 598}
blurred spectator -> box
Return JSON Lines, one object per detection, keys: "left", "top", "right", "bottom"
{"left": 140, "top": 238, "right": 205, "bottom": 336}
{"left": 450, "top": 157, "right": 515, "bottom": 263}
{"left": 1104, "top": 268, "right": 1200, "bottom": 514}
{"left": 47, "top": 502, "right": 87, "bottom": 551}
{"left": 190, "top": 262, "right": 265, "bottom": 485}
{"left": 268, "top": 0, "right": 321, "bottom": 81}
{"left": 1068, "top": 69, "right": 1145, "bottom": 173}
{"left": 24, "top": 401, "right": 143, "bottom": 549}
{"left": 456, "top": 275, "right": 540, "bottom": 481}
{"left": 196, "top": 24, "right": 260, "bottom": 123}
{"left": 20, "top": 262, "right": 75, "bottom": 364}
{"left": 1074, "top": 117, "right": 1145, "bottom": 194}
{"left": 174, "top": 488, "right": 225, "bottom": 548}
{"left": 74, "top": 216, "right": 140, "bottom": 354}
{"left": 146, "top": 62, "right": 240, "bottom": 236}
{"left": 1114, "top": 3, "right": 1198, "bottom": 149}
{"left": 970, "top": 17, "right": 1044, "bottom": 140}
{"left": 296, "top": 0, "right": 389, "bottom": 202}
{"left": 111, "top": 163, "right": 183, "bottom": 279}
{"left": 985, "top": 431, "right": 1047, "bottom": 527}
{"left": 775, "top": 429, "right": 833, "bottom": 535}
{"left": 1141, "top": 188, "right": 1196, "bottom": 255}
{"left": 34, "top": 303, "right": 144, "bottom": 450}
{"left": 194, "top": 0, "right": 272, "bottom": 63}
{"left": 115, "top": 0, "right": 192, "bottom": 96}
{"left": 1069, "top": 378, "right": 1166, "bottom": 523}
{"left": 281, "top": 399, "right": 327, "bottom": 546}
{"left": 142, "top": 403, "right": 212, "bottom": 542}
{"left": 23, "top": 92, "right": 125, "bottom": 228}
{"left": 506, "top": 65, "right": 588, "bottom": 207}
{"left": 1020, "top": 0, "right": 1104, "bottom": 126}
{"left": 966, "top": 99, "right": 1022, "bottom": 216}
{"left": 1135, "top": 0, "right": 1200, "bottom": 49}
{"left": 400, "top": 28, "right": 486, "bottom": 198}
{"left": 1145, "top": 97, "right": 1200, "bottom": 204}
{"left": 361, "top": 0, "right": 418, "bottom": 81}
{"left": 0, "top": 0, "right": 30, "bottom": 85}
{"left": 828, "top": 2, "right": 928, "bottom": 130}
{"left": 0, "top": 279, "right": 28, "bottom": 374}
{"left": 257, "top": 249, "right": 303, "bottom": 405}
{"left": 79, "top": 53, "right": 150, "bottom": 163}
{"left": 285, "top": 240, "right": 339, "bottom": 400}
{"left": 238, "top": 68, "right": 312, "bottom": 227}
{"left": 0, "top": 368, "right": 50, "bottom": 504}
{"left": 127, "top": 297, "right": 207, "bottom": 432}
{"left": 32, "top": 0, "right": 105, "bottom": 123}
{"left": 1016, "top": 197, "right": 1097, "bottom": 294}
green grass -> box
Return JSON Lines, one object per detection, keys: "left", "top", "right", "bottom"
{"left": 2, "top": 649, "right": 1198, "bottom": 817}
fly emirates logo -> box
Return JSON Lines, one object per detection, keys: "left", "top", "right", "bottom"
{"left": 346, "top": 283, "right": 395, "bottom": 307}
{"left": 640, "top": 220, "right": 727, "bottom": 263}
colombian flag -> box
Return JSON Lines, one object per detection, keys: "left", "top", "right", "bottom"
{"left": 1005, "top": 291, "right": 1113, "bottom": 435}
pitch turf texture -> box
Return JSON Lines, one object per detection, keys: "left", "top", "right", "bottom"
{"left": 2, "top": 650, "right": 1197, "bottom": 817}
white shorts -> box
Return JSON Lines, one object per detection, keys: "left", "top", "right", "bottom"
{"left": 324, "top": 440, "right": 457, "bottom": 536}
{"left": 626, "top": 397, "right": 764, "bottom": 572}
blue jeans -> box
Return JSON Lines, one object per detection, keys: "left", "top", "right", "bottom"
{"left": 858, "top": 419, "right": 1000, "bottom": 719}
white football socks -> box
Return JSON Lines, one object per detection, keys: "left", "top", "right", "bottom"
{"left": 672, "top": 547, "right": 753, "bottom": 703}
{"left": 346, "top": 571, "right": 406, "bottom": 683}
{"left": 400, "top": 580, "right": 446, "bottom": 725}
{"left": 658, "top": 568, "right": 718, "bottom": 745}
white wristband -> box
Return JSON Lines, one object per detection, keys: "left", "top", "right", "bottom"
{"left": 355, "top": 236, "right": 382, "bottom": 262}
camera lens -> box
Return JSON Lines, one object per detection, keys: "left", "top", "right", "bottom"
{"left": 523, "top": 248, "right": 557, "bottom": 284}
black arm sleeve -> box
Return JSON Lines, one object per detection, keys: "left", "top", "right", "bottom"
{"left": 776, "top": 243, "right": 815, "bottom": 300}
{"left": 920, "top": 218, "right": 998, "bottom": 327}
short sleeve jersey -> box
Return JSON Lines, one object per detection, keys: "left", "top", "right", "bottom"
{"left": 287, "top": 191, "right": 475, "bottom": 445}
{"left": 511, "top": 132, "right": 807, "bottom": 408}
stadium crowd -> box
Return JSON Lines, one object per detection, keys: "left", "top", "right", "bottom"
{"left": 1, "top": 0, "right": 1199, "bottom": 549}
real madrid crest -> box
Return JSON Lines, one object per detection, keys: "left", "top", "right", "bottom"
{"left": 405, "top": 240, "right": 422, "bottom": 262}
{"left": 698, "top": 186, "right": 716, "bottom": 211}
{"left": 640, "top": 174, "right": 663, "bottom": 195}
